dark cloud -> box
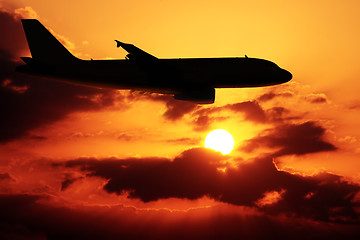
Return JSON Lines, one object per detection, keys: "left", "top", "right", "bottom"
{"left": 265, "top": 107, "right": 291, "bottom": 122}
{"left": 305, "top": 93, "right": 328, "bottom": 104}
{"left": 129, "top": 92, "right": 199, "bottom": 121}
{"left": 193, "top": 101, "right": 267, "bottom": 124}
{"left": 257, "top": 91, "right": 294, "bottom": 102}
{"left": 60, "top": 174, "right": 81, "bottom": 191}
{"left": 28, "top": 135, "right": 48, "bottom": 141}
{"left": 193, "top": 115, "right": 211, "bottom": 131}
{"left": 242, "top": 121, "right": 337, "bottom": 156}
{"left": 310, "top": 96, "right": 327, "bottom": 103}
{"left": 58, "top": 147, "right": 359, "bottom": 223}
{"left": 190, "top": 100, "right": 293, "bottom": 131}
{"left": 60, "top": 149, "right": 224, "bottom": 202}
{"left": 189, "top": 101, "right": 266, "bottom": 131}
{"left": 0, "top": 9, "right": 120, "bottom": 143}
{"left": 226, "top": 101, "right": 267, "bottom": 123}
{"left": 166, "top": 137, "right": 200, "bottom": 145}
{"left": 0, "top": 173, "right": 13, "bottom": 181}
{"left": 190, "top": 107, "right": 219, "bottom": 130}
{"left": 126, "top": 93, "right": 279, "bottom": 126}
{"left": 263, "top": 172, "right": 360, "bottom": 222}
{"left": 192, "top": 115, "right": 229, "bottom": 131}
{"left": 1, "top": 194, "right": 359, "bottom": 240}
{"left": 163, "top": 99, "right": 198, "bottom": 120}
{"left": 0, "top": 8, "right": 29, "bottom": 59}
{"left": 144, "top": 93, "right": 296, "bottom": 127}
{"left": 117, "top": 133, "right": 135, "bottom": 141}
{"left": 0, "top": 75, "right": 117, "bottom": 142}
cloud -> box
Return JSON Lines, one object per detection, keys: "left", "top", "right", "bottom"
{"left": 125, "top": 92, "right": 270, "bottom": 127}
{"left": 305, "top": 93, "right": 328, "bottom": 104}
{"left": 13, "top": 6, "right": 39, "bottom": 19}
{"left": 127, "top": 92, "right": 199, "bottom": 121}
{"left": 0, "top": 8, "right": 120, "bottom": 143}
{"left": 13, "top": 6, "right": 75, "bottom": 51}
{"left": 257, "top": 91, "right": 294, "bottom": 102}
{"left": 163, "top": 99, "right": 198, "bottom": 121}
{"left": 166, "top": 137, "right": 200, "bottom": 145}
{"left": 1, "top": 193, "right": 359, "bottom": 240}
{"left": 60, "top": 148, "right": 224, "bottom": 202}
{"left": 60, "top": 174, "right": 82, "bottom": 191}
{"left": 58, "top": 147, "right": 359, "bottom": 223}
{"left": 241, "top": 121, "right": 337, "bottom": 156}
{"left": 0, "top": 173, "right": 13, "bottom": 181}
{"left": 117, "top": 133, "right": 135, "bottom": 141}
{"left": 48, "top": 28, "right": 76, "bottom": 51}
{"left": 190, "top": 100, "right": 295, "bottom": 131}
{"left": 0, "top": 7, "right": 29, "bottom": 60}
{"left": 193, "top": 115, "right": 211, "bottom": 131}
{"left": 225, "top": 101, "right": 267, "bottom": 123}
{"left": 0, "top": 75, "right": 117, "bottom": 142}
{"left": 258, "top": 90, "right": 328, "bottom": 105}
{"left": 144, "top": 98, "right": 270, "bottom": 130}
{"left": 265, "top": 107, "right": 294, "bottom": 122}
{"left": 189, "top": 101, "right": 267, "bottom": 131}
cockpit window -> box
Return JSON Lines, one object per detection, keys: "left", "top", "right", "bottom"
{"left": 260, "top": 60, "right": 278, "bottom": 68}
{"left": 238, "top": 58, "right": 279, "bottom": 69}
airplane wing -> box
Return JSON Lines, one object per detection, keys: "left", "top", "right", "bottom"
{"left": 115, "top": 40, "right": 158, "bottom": 63}
{"left": 115, "top": 40, "right": 179, "bottom": 83}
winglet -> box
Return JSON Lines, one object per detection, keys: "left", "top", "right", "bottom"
{"left": 114, "top": 40, "right": 158, "bottom": 60}
{"left": 115, "top": 40, "right": 122, "bottom": 48}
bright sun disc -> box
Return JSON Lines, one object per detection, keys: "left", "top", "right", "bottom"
{"left": 204, "top": 129, "right": 235, "bottom": 155}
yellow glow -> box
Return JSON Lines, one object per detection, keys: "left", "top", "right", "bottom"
{"left": 205, "top": 129, "right": 235, "bottom": 155}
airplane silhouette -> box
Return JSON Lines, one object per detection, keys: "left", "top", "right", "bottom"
{"left": 16, "top": 19, "right": 292, "bottom": 104}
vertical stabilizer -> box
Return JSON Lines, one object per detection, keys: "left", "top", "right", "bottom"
{"left": 21, "top": 19, "right": 77, "bottom": 63}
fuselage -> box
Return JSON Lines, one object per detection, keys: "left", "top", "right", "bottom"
{"left": 17, "top": 57, "right": 292, "bottom": 93}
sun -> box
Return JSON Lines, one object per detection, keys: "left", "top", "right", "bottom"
{"left": 204, "top": 129, "right": 235, "bottom": 155}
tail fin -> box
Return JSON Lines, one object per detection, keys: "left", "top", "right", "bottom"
{"left": 21, "top": 19, "right": 77, "bottom": 63}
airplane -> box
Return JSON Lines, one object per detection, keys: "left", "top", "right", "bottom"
{"left": 16, "top": 19, "right": 292, "bottom": 104}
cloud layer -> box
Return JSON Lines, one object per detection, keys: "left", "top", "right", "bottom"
{"left": 1, "top": 193, "right": 359, "bottom": 240}
{"left": 58, "top": 147, "right": 359, "bottom": 223}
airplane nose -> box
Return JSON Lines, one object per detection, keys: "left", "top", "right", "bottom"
{"left": 282, "top": 69, "right": 292, "bottom": 82}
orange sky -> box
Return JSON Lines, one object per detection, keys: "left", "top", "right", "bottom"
{"left": 1, "top": 1, "right": 360, "bottom": 239}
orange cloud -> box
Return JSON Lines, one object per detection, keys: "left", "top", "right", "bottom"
{"left": 13, "top": 6, "right": 39, "bottom": 19}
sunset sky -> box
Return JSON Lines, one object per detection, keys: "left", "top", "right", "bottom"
{"left": 1, "top": 0, "right": 360, "bottom": 239}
